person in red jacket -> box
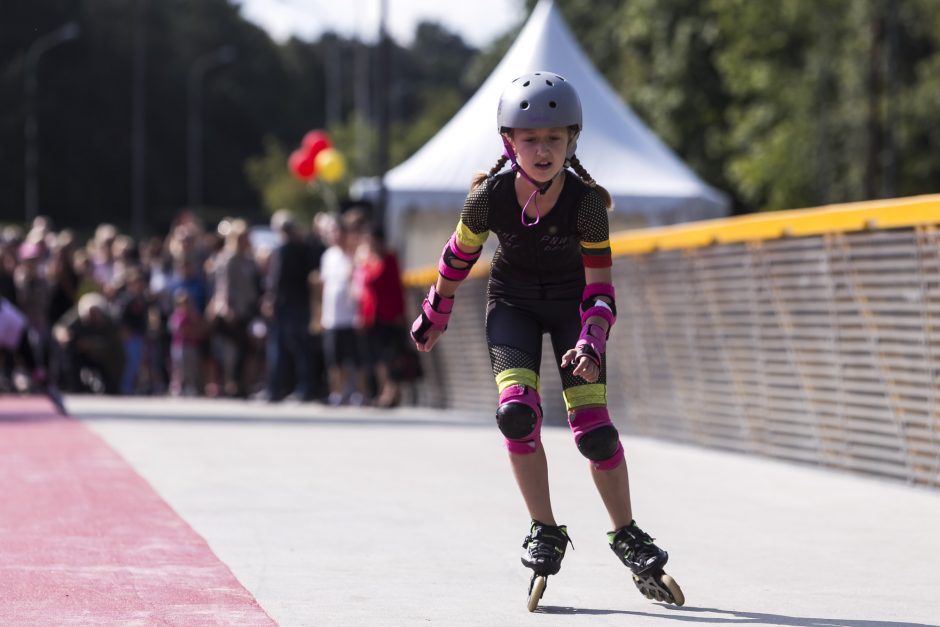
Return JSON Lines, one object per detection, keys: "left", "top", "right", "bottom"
{"left": 355, "top": 227, "right": 407, "bottom": 407}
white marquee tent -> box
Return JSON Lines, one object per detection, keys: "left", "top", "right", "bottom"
{"left": 381, "top": 0, "right": 729, "bottom": 266}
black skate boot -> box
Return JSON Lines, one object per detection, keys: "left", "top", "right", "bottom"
{"left": 609, "top": 520, "right": 684, "bottom": 606}
{"left": 608, "top": 520, "right": 667, "bottom": 575}
{"left": 522, "top": 520, "right": 572, "bottom": 576}
{"left": 521, "top": 521, "right": 572, "bottom": 612}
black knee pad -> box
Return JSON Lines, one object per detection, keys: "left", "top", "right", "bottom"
{"left": 496, "top": 402, "right": 539, "bottom": 440}
{"left": 577, "top": 425, "right": 621, "bottom": 461}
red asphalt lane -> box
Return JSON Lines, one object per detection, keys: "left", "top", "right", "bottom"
{"left": 0, "top": 396, "right": 276, "bottom": 626}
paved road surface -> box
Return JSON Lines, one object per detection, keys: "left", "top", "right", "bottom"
{"left": 7, "top": 395, "right": 940, "bottom": 626}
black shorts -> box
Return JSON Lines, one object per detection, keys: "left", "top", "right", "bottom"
{"left": 322, "top": 327, "right": 363, "bottom": 369}
{"left": 362, "top": 322, "right": 405, "bottom": 366}
{"left": 485, "top": 297, "right": 606, "bottom": 393}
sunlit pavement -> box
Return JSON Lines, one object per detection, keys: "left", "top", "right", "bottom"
{"left": 13, "top": 395, "right": 940, "bottom": 626}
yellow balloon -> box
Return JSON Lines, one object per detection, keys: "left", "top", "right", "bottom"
{"left": 315, "top": 147, "right": 346, "bottom": 183}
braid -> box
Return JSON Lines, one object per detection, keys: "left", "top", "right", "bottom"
{"left": 471, "top": 155, "right": 509, "bottom": 191}
{"left": 569, "top": 155, "right": 613, "bottom": 210}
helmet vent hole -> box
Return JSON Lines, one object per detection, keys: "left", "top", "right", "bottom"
{"left": 523, "top": 80, "right": 530, "bottom": 87}
{"left": 548, "top": 101, "right": 557, "bottom": 108}
{"left": 546, "top": 80, "right": 553, "bottom": 86}
{"left": 520, "top": 100, "right": 529, "bottom": 110}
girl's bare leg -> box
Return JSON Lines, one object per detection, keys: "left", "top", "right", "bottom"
{"left": 590, "top": 458, "right": 634, "bottom": 529}
{"left": 509, "top": 446, "right": 556, "bottom": 525}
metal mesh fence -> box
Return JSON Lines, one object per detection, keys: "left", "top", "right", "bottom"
{"left": 404, "top": 198, "right": 940, "bottom": 488}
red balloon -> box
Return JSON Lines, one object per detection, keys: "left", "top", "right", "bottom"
{"left": 288, "top": 148, "right": 317, "bottom": 181}
{"left": 301, "top": 130, "right": 332, "bottom": 160}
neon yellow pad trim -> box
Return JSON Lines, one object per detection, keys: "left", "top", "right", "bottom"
{"left": 456, "top": 221, "right": 489, "bottom": 249}
{"left": 563, "top": 384, "right": 607, "bottom": 410}
{"left": 495, "top": 368, "right": 540, "bottom": 393}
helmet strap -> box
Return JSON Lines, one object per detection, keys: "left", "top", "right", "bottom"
{"left": 501, "top": 135, "right": 555, "bottom": 227}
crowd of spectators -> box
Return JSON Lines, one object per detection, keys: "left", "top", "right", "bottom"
{"left": 0, "top": 206, "right": 416, "bottom": 407}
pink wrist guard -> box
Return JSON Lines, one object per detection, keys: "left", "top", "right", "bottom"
{"left": 410, "top": 285, "right": 453, "bottom": 344}
{"left": 575, "top": 323, "right": 606, "bottom": 367}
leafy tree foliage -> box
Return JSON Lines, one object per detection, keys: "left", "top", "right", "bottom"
{"left": 3, "top": 0, "right": 940, "bottom": 233}
{"left": 543, "top": 0, "right": 940, "bottom": 213}
{"left": 0, "top": 1, "right": 480, "bottom": 232}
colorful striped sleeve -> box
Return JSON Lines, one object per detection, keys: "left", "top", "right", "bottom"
{"left": 580, "top": 239, "right": 612, "bottom": 267}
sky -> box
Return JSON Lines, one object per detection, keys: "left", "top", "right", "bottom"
{"left": 237, "top": 0, "right": 525, "bottom": 48}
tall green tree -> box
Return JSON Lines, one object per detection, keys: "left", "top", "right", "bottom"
{"left": 541, "top": 0, "right": 940, "bottom": 213}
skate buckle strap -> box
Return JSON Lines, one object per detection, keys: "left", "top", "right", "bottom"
{"left": 525, "top": 522, "right": 574, "bottom": 552}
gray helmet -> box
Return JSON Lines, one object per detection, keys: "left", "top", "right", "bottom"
{"left": 497, "top": 71, "right": 581, "bottom": 158}
{"left": 497, "top": 71, "right": 582, "bottom": 131}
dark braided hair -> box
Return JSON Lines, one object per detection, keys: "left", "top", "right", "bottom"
{"left": 470, "top": 154, "right": 509, "bottom": 191}
{"left": 568, "top": 155, "right": 613, "bottom": 209}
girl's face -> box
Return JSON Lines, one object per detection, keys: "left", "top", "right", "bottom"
{"left": 508, "top": 127, "right": 570, "bottom": 184}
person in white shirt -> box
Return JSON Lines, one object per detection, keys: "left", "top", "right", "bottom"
{"left": 319, "top": 211, "right": 370, "bottom": 405}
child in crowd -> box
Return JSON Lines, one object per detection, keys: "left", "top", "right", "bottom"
{"left": 168, "top": 288, "right": 205, "bottom": 396}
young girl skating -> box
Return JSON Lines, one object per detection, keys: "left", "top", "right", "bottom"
{"left": 411, "top": 71, "right": 683, "bottom": 610}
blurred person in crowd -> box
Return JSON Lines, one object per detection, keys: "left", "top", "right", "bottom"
{"left": 261, "top": 209, "right": 315, "bottom": 402}
{"left": 140, "top": 235, "right": 165, "bottom": 272}
{"left": 25, "top": 216, "right": 51, "bottom": 260}
{"left": 52, "top": 292, "right": 125, "bottom": 394}
{"left": 14, "top": 238, "right": 50, "bottom": 385}
{"left": 354, "top": 226, "right": 408, "bottom": 407}
{"left": 320, "top": 209, "right": 369, "bottom": 406}
{"left": 167, "top": 256, "right": 208, "bottom": 313}
{"left": 109, "top": 234, "right": 138, "bottom": 292}
{"left": 209, "top": 219, "right": 260, "bottom": 398}
{"left": 0, "top": 241, "right": 16, "bottom": 307}
{"left": 0, "top": 294, "right": 28, "bottom": 392}
{"left": 144, "top": 234, "right": 174, "bottom": 315}
{"left": 167, "top": 253, "right": 212, "bottom": 395}
{"left": 113, "top": 268, "right": 150, "bottom": 395}
{"left": 306, "top": 214, "right": 328, "bottom": 267}
{"left": 90, "top": 223, "right": 117, "bottom": 287}
{"left": 140, "top": 234, "right": 173, "bottom": 393}
{"left": 0, "top": 244, "right": 21, "bottom": 389}
{"left": 45, "top": 238, "right": 79, "bottom": 345}
{"left": 71, "top": 249, "right": 101, "bottom": 300}
{"left": 302, "top": 213, "right": 330, "bottom": 400}
{"left": 167, "top": 219, "right": 204, "bottom": 274}
{"left": 202, "top": 227, "right": 228, "bottom": 396}
{"left": 168, "top": 288, "right": 205, "bottom": 396}
{"left": 202, "top": 229, "right": 225, "bottom": 278}
{"left": 1, "top": 225, "right": 25, "bottom": 250}
{"left": 28, "top": 215, "right": 52, "bottom": 236}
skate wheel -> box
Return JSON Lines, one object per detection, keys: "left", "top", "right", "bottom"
{"left": 527, "top": 575, "right": 547, "bottom": 612}
{"left": 660, "top": 574, "right": 684, "bottom": 606}
{"left": 632, "top": 571, "right": 685, "bottom": 607}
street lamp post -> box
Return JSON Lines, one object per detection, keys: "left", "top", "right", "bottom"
{"left": 24, "top": 21, "right": 80, "bottom": 224}
{"left": 187, "top": 46, "right": 236, "bottom": 209}
{"left": 376, "top": 0, "right": 390, "bottom": 228}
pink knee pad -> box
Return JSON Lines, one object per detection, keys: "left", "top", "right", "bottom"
{"left": 568, "top": 406, "right": 624, "bottom": 470}
{"left": 496, "top": 384, "right": 543, "bottom": 455}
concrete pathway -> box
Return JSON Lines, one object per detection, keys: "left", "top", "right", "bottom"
{"left": 36, "top": 396, "right": 940, "bottom": 626}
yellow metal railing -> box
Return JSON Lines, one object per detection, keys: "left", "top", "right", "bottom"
{"left": 402, "top": 194, "right": 940, "bottom": 488}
